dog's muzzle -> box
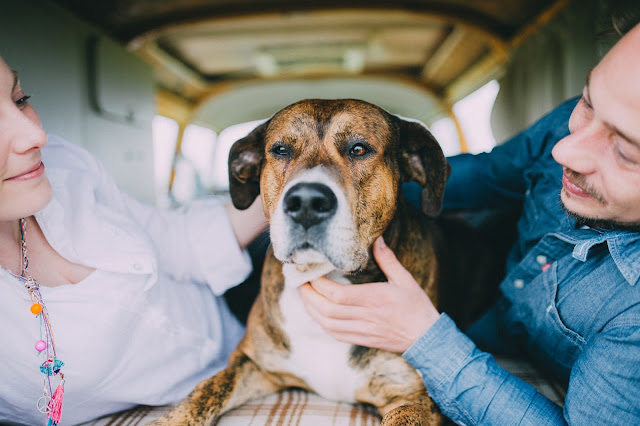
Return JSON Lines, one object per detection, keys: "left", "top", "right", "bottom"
{"left": 270, "top": 166, "right": 367, "bottom": 272}
{"left": 283, "top": 182, "right": 337, "bottom": 229}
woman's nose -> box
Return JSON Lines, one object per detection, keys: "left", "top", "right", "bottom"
{"left": 8, "top": 106, "right": 47, "bottom": 154}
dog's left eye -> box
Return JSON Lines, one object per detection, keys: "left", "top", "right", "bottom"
{"left": 271, "top": 144, "right": 291, "bottom": 157}
{"left": 349, "top": 142, "right": 370, "bottom": 158}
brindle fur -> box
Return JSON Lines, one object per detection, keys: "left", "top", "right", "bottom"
{"left": 149, "top": 99, "right": 469, "bottom": 425}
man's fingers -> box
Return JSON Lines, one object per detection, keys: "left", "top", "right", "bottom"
{"left": 308, "top": 277, "right": 381, "bottom": 306}
{"left": 373, "top": 236, "right": 416, "bottom": 285}
{"left": 299, "top": 282, "right": 368, "bottom": 318}
{"left": 300, "top": 291, "right": 374, "bottom": 338}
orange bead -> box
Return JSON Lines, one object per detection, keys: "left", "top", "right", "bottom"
{"left": 30, "top": 303, "right": 43, "bottom": 315}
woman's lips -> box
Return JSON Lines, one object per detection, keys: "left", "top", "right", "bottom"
{"left": 562, "top": 173, "right": 591, "bottom": 198}
{"left": 6, "top": 162, "right": 45, "bottom": 181}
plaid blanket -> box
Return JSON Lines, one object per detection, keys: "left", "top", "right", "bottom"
{"left": 82, "top": 356, "right": 566, "bottom": 425}
{"left": 82, "top": 390, "right": 381, "bottom": 426}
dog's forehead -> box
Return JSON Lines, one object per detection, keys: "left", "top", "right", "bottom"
{"left": 267, "top": 99, "right": 395, "bottom": 140}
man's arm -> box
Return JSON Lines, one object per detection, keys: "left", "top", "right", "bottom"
{"left": 404, "top": 314, "right": 566, "bottom": 425}
{"left": 405, "top": 312, "right": 640, "bottom": 425}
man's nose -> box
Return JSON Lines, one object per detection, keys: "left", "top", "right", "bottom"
{"left": 552, "top": 122, "right": 606, "bottom": 175}
{"left": 283, "top": 182, "right": 337, "bottom": 229}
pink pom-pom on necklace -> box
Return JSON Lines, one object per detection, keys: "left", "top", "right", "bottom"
{"left": 46, "top": 379, "right": 65, "bottom": 426}
{"left": 35, "top": 340, "right": 47, "bottom": 352}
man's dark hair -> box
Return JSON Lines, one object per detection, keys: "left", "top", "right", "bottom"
{"left": 594, "top": 1, "right": 639, "bottom": 56}
{"left": 611, "top": 4, "right": 640, "bottom": 36}
{"left": 598, "top": 1, "right": 640, "bottom": 39}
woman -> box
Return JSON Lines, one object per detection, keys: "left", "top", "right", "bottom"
{"left": 0, "top": 56, "right": 267, "bottom": 425}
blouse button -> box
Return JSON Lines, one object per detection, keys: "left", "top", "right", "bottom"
{"left": 513, "top": 279, "right": 525, "bottom": 289}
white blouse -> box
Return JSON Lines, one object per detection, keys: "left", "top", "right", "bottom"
{"left": 0, "top": 135, "right": 252, "bottom": 425}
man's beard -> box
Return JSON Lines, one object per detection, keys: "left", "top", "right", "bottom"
{"left": 560, "top": 168, "right": 640, "bottom": 232}
{"left": 561, "top": 197, "right": 640, "bottom": 232}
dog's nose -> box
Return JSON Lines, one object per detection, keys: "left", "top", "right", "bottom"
{"left": 283, "top": 182, "right": 337, "bottom": 229}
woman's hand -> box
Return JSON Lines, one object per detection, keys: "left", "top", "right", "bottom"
{"left": 299, "top": 236, "right": 440, "bottom": 353}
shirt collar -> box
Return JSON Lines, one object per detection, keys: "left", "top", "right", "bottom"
{"left": 551, "top": 228, "right": 640, "bottom": 286}
{"left": 607, "top": 231, "right": 640, "bottom": 287}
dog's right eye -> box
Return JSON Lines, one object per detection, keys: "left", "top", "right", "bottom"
{"left": 270, "top": 144, "right": 291, "bottom": 158}
{"left": 270, "top": 143, "right": 291, "bottom": 158}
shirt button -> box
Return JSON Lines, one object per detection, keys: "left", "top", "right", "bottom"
{"left": 133, "top": 263, "right": 142, "bottom": 271}
{"left": 513, "top": 279, "right": 524, "bottom": 289}
{"left": 536, "top": 255, "right": 548, "bottom": 265}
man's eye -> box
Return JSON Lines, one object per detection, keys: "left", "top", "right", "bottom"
{"left": 614, "top": 141, "right": 640, "bottom": 166}
{"left": 270, "top": 144, "right": 291, "bottom": 157}
{"left": 15, "top": 95, "right": 31, "bottom": 110}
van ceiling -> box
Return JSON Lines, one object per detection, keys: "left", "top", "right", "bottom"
{"left": 50, "top": 0, "right": 571, "bottom": 127}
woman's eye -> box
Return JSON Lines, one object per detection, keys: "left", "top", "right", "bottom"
{"left": 14, "top": 95, "right": 31, "bottom": 110}
{"left": 271, "top": 144, "right": 291, "bottom": 157}
{"left": 349, "top": 143, "right": 368, "bottom": 157}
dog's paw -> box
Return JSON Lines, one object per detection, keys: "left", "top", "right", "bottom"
{"left": 380, "top": 401, "right": 444, "bottom": 426}
{"left": 145, "top": 414, "right": 193, "bottom": 426}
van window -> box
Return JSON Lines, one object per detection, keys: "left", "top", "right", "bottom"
{"left": 431, "top": 80, "right": 499, "bottom": 156}
{"left": 172, "top": 124, "right": 218, "bottom": 204}
{"left": 152, "top": 115, "right": 179, "bottom": 206}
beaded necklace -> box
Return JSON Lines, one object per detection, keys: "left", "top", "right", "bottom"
{"left": 11, "top": 217, "right": 66, "bottom": 426}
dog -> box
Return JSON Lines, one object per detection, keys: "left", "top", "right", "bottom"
{"left": 150, "top": 98, "right": 500, "bottom": 425}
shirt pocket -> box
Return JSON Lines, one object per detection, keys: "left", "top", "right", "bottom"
{"left": 539, "top": 262, "right": 586, "bottom": 368}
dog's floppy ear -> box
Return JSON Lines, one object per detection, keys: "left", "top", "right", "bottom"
{"left": 397, "top": 119, "right": 451, "bottom": 217}
{"left": 228, "top": 121, "right": 269, "bottom": 209}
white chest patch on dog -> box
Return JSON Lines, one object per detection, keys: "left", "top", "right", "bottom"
{"left": 279, "top": 263, "right": 368, "bottom": 402}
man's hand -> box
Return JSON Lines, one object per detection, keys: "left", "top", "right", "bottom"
{"left": 299, "top": 236, "right": 440, "bottom": 353}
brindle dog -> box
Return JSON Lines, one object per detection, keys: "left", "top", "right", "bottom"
{"left": 150, "top": 99, "right": 501, "bottom": 425}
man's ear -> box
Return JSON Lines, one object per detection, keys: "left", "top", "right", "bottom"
{"left": 228, "top": 121, "right": 269, "bottom": 209}
{"left": 397, "top": 119, "right": 451, "bottom": 217}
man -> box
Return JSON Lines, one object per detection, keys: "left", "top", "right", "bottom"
{"left": 299, "top": 22, "right": 640, "bottom": 424}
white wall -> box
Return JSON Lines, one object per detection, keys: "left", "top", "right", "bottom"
{"left": 0, "top": 0, "right": 156, "bottom": 203}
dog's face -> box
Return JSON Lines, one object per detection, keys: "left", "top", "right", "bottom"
{"left": 229, "top": 99, "right": 449, "bottom": 273}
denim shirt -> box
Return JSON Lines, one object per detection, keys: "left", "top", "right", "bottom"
{"left": 402, "top": 98, "right": 640, "bottom": 425}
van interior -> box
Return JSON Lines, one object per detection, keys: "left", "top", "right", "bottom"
{"left": 1, "top": 0, "right": 626, "bottom": 207}
{"left": 2, "top": 0, "right": 633, "bottom": 423}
